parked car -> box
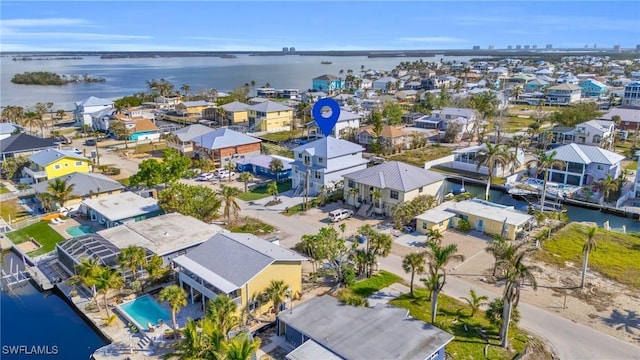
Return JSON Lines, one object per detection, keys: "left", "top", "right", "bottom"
{"left": 196, "top": 173, "right": 214, "bottom": 181}
{"left": 54, "top": 136, "right": 72, "bottom": 145}
{"left": 84, "top": 138, "right": 97, "bottom": 146}
{"left": 328, "top": 208, "right": 353, "bottom": 223}
{"left": 216, "top": 170, "right": 236, "bottom": 179}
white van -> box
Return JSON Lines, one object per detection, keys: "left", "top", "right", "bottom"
{"left": 329, "top": 208, "right": 353, "bottom": 223}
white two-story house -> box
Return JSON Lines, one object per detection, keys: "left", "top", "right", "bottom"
{"left": 573, "top": 120, "right": 615, "bottom": 149}
{"left": 307, "top": 108, "right": 362, "bottom": 139}
{"left": 546, "top": 84, "right": 582, "bottom": 105}
{"left": 541, "top": 143, "right": 624, "bottom": 186}
{"left": 74, "top": 96, "right": 114, "bottom": 128}
{"left": 290, "top": 137, "right": 368, "bottom": 196}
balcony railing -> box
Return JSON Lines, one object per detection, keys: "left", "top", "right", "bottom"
{"left": 23, "top": 167, "right": 47, "bottom": 179}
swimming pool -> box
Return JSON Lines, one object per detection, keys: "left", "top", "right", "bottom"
{"left": 66, "top": 225, "right": 96, "bottom": 237}
{"left": 117, "top": 295, "right": 170, "bottom": 331}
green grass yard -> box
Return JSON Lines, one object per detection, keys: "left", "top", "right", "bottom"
{"left": 227, "top": 217, "right": 275, "bottom": 235}
{"left": 237, "top": 180, "right": 292, "bottom": 201}
{"left": 261, "top": 142, "right": 294, "bottom": 158}
{"left": 386, "top": 145, "right": 453, "bottom": 167}
{"left": 0, "top": 199, "right": 31, "bottom": 223}
{"left": 259, "top": 130, "right": 304, "bottom": 142}
{"left": 535, "top": 223, "right": 640, "bottom": 289}
{"left": 0, "top": 185, "right": 10, "bottom": 194}
{"left": 5, "top": 221, "right": 65, "bottom": 256}
{"left": 501, "top": 116, "right": 536, "bottom": 133}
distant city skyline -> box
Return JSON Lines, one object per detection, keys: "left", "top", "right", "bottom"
{"left": 1, "top": 1, "right": 639, "bottom": 52}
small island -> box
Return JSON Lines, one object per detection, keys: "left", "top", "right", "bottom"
{"left": 11, "top": 71, "right": 106, "bottom": 85}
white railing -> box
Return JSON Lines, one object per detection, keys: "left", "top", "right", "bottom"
{"left": 616, "top": 191, "right": 632, "bottom": 208}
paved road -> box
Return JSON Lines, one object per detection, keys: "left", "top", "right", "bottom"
{"left": 240, "top": 201, "right": 640, "bottom": 360}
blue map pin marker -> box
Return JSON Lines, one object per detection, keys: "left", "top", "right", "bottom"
{"left": 312, "top": 98, "right": 341, "bottom": 137}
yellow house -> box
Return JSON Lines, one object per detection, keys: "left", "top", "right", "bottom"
{"left": 176, "top": 100, "right": 216, "bottom": 116}
{"left": 247, "top": 100, "right": 293, "bottom": 133}
{"left": 173, "top": 232, "right": 306, "bottom": 314}
{"left": 24, "top": 149, "right": 91, "bottom": 183}
{"left": 343, "top": 161, "right": 444, "bottom": 217}
{"left": 219, "top": 101, "right": 250, "bottom": 125}
{"left": 415, "top": 199, "right": 534, "bottom": 240}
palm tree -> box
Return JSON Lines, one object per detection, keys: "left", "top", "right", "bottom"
{"left": 423, "top": 242, "right": 464, "bottom": 324}
{"left": 461, "top": 289, "right": 488, "bottom": 317}
{"left": 94, "top": 267, "right": 124, "bottom": 317}
{"left": 597, "top": 173, "right": 619, "bottom": 204}
{"left": 46, "top": 178, "right": 75, "bottom": 211}
{"left": 269, "top": 158, "right": 284, "bottom": 183}
{"left": 267, "top": 181, "right": 279, "bottom": 201}
{"left": 498, "top": 250, "right": 538, "bottom": 348}
{"left": 159, "top": 285, "right": 188, "bottom": 339}
{"left": 144, "top": 254, "right": 168, "bottom": 282}
{"left": 348, "top": 187, "right": 359, "bottom": 206}
{"left": 512, "top": 85, "right": 523, "bottom": 103}
{"left": 111, "top": 120, "right": 130, "bottom": 148}
{"left": 117, "top": 245, "right": 147, "bottom": 280}
{"left": 426, "top": 228, "right": 443, "bottom": 245}
{"left": 224, "top": 161, "right": 236, "bottom": 183}
{"left": 402, "top": 252, "right": 425, "bottom": 297}
{"left": 475, "top": 142, "right": 509, "bottom": 201}
{"left": 223, "top": 333, "right": 261, "bottom": 360}
{"left": 264, "top": 280, "right": 288, "bottom": 315}
{"left": 207, "top": 294, "right": 239, "bottom": 337}
{"left": 238, "top": 172, "right": 252, "bottom": 192}
{"left": 485, "top": 236, "right": 508, "bottom": 276}
{"left": 372, "top": 188, "right": 382, "bottom": 212}
{"left": 220, "top": 186, "right": 241, "bottom": 224}
{"left": 581, "top": 226, "right": 598, "bottom": 289}
{"left": 510, "top": 134, "right": 527, "bottom": 160}
{"left": 70, "top": 257, "right": 102, "bottom": 307}
{"left": 180, "top": 84, "right": 191, "bottom": 98}
{"left": 526, "top": 151, "right": 564, "bottom": 212}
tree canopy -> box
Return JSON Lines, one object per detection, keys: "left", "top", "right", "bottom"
{"left": 129, "top": 149, "right": 190, "bottom": 187}
{"left": 158, "top": 183, "right": 221, "bottom": 222}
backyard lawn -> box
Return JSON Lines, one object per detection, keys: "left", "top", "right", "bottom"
{"left": 5, "top": 221, "right": 65, "bottom": 256}
{"left": 237, "top": 180, "right": 292, "bottom": 201}
{"left": 535, "top": 223, "right": 640, "bottom": 289}
{"left": 227, "top": 217, "right": 275, "bottom": 236}
{"left": 259, "top": 130, "right": 304, "bottom": 142}
{"left": 337, "top": 271, "right": 402, "bottom": 301}
{"left": 0, "top": 185, "right": 10, "bottom": 194}
{"left": 261, "top": 142, "right": 294, "bottom": 158}
{"left": 0, "top": 198, "right": 32, "bottom": 223}
{"left": 501, "top": 115, "right": 536, "bottom": 133}
{"left": 387, "top": 145, "right": 453, "bottom": 167}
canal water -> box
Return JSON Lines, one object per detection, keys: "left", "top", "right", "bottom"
{"left": 443, "top": 180, "right": 640, "bottom": 233}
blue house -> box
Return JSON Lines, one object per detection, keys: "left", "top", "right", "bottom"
{"left": 580, "top": 79, "right": 608, "bottom": 98}
{"left": 312, "top": 74, "right": 344, "bottom": 93}
{"left": 235, "top": 154, "right": 293, "bottom": 181}
{"left": 524, "top": 78, "right": 549, "bottom": 93}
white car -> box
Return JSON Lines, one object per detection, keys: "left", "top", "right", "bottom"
{"left": 216, "top": 170, "right": 236, "bottom": 179}
{"left": 196, "top": 173, "right": 214, "bottom": 181}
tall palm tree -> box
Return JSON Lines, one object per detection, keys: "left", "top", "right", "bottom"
{"left": 223, "top": 333, "right": 261, "bottom": 360}
{"left": 423, "top": 242, "right": 464, "bottom": 324}
{"left": 238, "top": 172, "right": 252, "bottom": 193}
{"left": 267, "top": 181, "right": 279, "bottom": 201}
{"left": 144, "top": 254, "right": 168, "bottom": 282}
{"left": 71, "top": 257, "right": 102, "bottom": 307}
{"left": 117, "top": 245, "right": 147, "bottom": 280}
{"left": 426, "top": 228, "right": 443, "bottom": 244}
{"left": 207, "top": 294, "right": 239, "bottom": 337}
{"left": 159, "top": 285, "right": 188, "bottom": 339}
{"left": 46, "top": 178, "right": 75, "bottom": 211}
{"left": 485, "top": 236, "right": 508, "bottom": 276}
{"left": 597, "top": 173, "right": 619, "bottom": 204}
{"left": 180, "top": 84, "right": 191, "bottom": 98}
{"left": 224, "top": 161, "right": 236, "bottom": 183}
{"left": 95, "top": 267, "right": 124, "bottom": 317}
{"left": 462, "top": 289, "right": 489, "bottom": 317}
{"left": 402, "top": 252, "right": 425, "bottom": 297}
{"left": 475, "top": 142, "right": 509, "bottom": 201}
{"left": 269, "top": 158, "right": 284, "bottom": 183}
{"left": 498, "top": 250, "right": 538, "bottom": 348}
{"left": 581, "top": 227, "right": 598, "bottom": 289}
{"left": 526, "top": 151, "right": 564, "bottom": 212}
{"left": 372, "top": 188, "right": 382, "bottom": 211}
{"left": 220, "top": 186, "right": 241, "bottom": 224}
{"left": 264, "top": 280, "right": 288, "bottom": 315}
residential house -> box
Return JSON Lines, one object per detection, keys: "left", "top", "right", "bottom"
{"left": 538, "top": 126, "right": 576, "bottom": 148}
{"left": 31, "top": 172, "right": 124, "bottom": 211}
{"left": 539, "top": 143, "right": 624, "bottom": 186}
{"left": 236, "top": 154, "right": 293, "bottom": 181}
{"left": 175, "top": 100, "right": 216, "bottom": 117}
{"left": 622, "top": 82, "right": 640, "bottom": 108}
{"left": 361, "top": 98, "right": 383, "bottom": 112}
{"left": 247, "top": 101, "right": 294, "bottom": 133}
{"left": 0, "top": 134, "right": 59, "bottom": 162}
{"left": 448, "top": 144, "right": 524, "bottom": 176}
{"left": 573, "top": 120, "right": 615, "bottom": 148}
{"left": 546, "top": 84, "right": 582, "bottom": 105}
{"left": 415, "top": 199, "right": 533, "bottom": 240}
{"left": 524, "top": 78, "right": 549, "bottom": 93}
{"left": 394, "top": 89, "right": 418, "bottom": 101}
{"left": 331, "top": 94, "right": 357, "bottom": 106}
{"left": 599, "top": 107, "right": 640, "bottom": 130}
{"left": 97, "top": 213, "right": 225, "bottom": 266}
{"left": 307, "top": 108, "right": 361, "bottom": 139}
{"left": 80, "top": 191, "right": 163, "bottom": 228}
{"left": 489, "top": 67, "right": 509, "bottom": 76}
{"left": 218, "top": 101, "right": 250, "bottom": 125}
{"left": 579, "top": 79, "right": 608, "bottom": 98}
{"left": 154, "top": 95, "right": 180, "bottom": 108}
{"left": 127, "top": 118, "right": 161, "bottom": 141}
{"left": 167, "top": 124, "right": 216, "bottom": 154}
{"left": 373, "top": 76, "right": 401, "bottom": 92}
{"left": 291, "top": 137, "right": 368, "bottom": 196}
{"left": 312, "top": 74, "right": 344, "bottom": 93}
{"left": 0, "top": 123, "right": 21, "bottom": 140}
{"left": 172, "top": 232, "right": 306, "bottom": 313}
{"left": 192, "top": 128, "right": 262, "bottom": 167}
{"left": 74, "top": 96, "right": 114, "bottom": 128}
{"left": 301, "top": 91, "right": 327, "bottom": 103}
{"left": 277, "top": 295, "right": 454, "bottom": 360}
{"left": 556, "top": 72, "right": 580, "bottom": 84}
{"left": 355, "top": 125, "right": 411, "bottom": 151}
{"left": 22, "top": 149, "right": 91, "bottom": 183}
{"left": 343, "top": 161, "right": 445, "bottom": 217}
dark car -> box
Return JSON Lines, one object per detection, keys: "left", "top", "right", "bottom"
{"left": 84, "top": 138, "right": 97, "bottom": 146}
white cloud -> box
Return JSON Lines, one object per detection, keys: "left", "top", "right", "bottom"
{"left": 398, "top": 37, "right": 468, "bottom": 43}
{"left": 2, "top": 18, "right": 91, "bottom": 27}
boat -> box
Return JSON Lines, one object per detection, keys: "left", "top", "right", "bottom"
{"left": 320, "top": 61, "right": 332, "bottom": 65}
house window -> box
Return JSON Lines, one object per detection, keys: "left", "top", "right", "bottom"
{"left": 65, "top": 163, "right": 69, "bottom": 167}
{"left": 54, "top": 165, "right": 61, "bottom": 170}
{"left": 298, "top": 153, "right": 302, "bottom": 159}
{"left": 348, "top": 180, "right": 355, "bottom": 188}
{"left": 390, "top": 190, "right": 399, "bottom": 200}
{"left": 318, "top": 157, "right": 323, "bottom": 164}
{"left": 422, "top": 222, "right": 427, "bottom": 229}
{"left": 418, "top": 187, "right": 423, "bottom": 193}
{"left": 75, "top": 161, "right": 82, "bottom": 166}
{"left": 597, "top": 164, "right": 604, "bottom": 170}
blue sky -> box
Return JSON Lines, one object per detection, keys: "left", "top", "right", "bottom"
{"left": 1, "top": 1, "right": 639, "bottom": 52}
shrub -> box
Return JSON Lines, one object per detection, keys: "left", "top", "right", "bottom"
{"left": 342, "top": 294, "right": 368, "bottom": 307}
{"left": 342, "top": 267, "right": 356, "bottom": 287}
{"left": 457, "top": 219, "right": 472, "bottom": 232}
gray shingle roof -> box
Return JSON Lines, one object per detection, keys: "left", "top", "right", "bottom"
{"left": 31, "top": 172, "right": 124, "bottom": 197}
{"left": 343, "top": 161, "right": 445, "bottom": 192}
{"left": 247, "top": 100, "right": 292, "bottom": 112}
{"left": 28, "top": 149, "right": 89, "bottom": 167}
{"left": 600, "top": 108, "right": 640, "bottom": 123}
{"left": 181, "top": 100, "right": 214, "bottom": 108}
{"left": 546, "top": 143, "right": 624, "bottom": 165}
{"left": 0, "top": 133, "right": 59, "bottom": 154}
{"left": 176, "top": 232, "right": 306, "bottom": 289}
{"left": 313, "top": 74, "right": 339, "bottom": 81}
{"left": 193, "top": 128, "right": 261, "bottom": 150}
{"left": 0, "top": 123, "right": 21, "bottom": 135}
{"left": 278, "top": 295, "right": 454, "bottom": 360}
{"left": 294, "top": 137, "right": 364, "bottom": 159}
{"left": 221, "top": 101, "right": 250, "bottom": 112}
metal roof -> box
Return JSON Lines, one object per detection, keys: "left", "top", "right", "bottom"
{"left": 293, "top": 137, "right": 364, "bottom": 159}
{"left": 192, "top": 128, "right": 261, "bottom": 150}
{"left": 28, "top": 149, "right": 89, "bottom": 167}
{"left": 221, "top": 101, "right": 251, "bottom": 112}
{"left": 172, "top": 124, "right": 216, "bottom": 142}
{"left": 546, "top": 143, "right": 624, "bottom": 165}
{"left": 247, "top": 100, "right": 293, "bottom": 112}
{"left": 31, "top": 172, "right": 124, "bottom": 197}
{"left": 438, "top": 199, "right": 533, "bottom": 226}
{"left": 344, "top": 161, "right": 444, "bottom": 192}
{"left": 75, "top": 96, "right": 113, "bottom": 107}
